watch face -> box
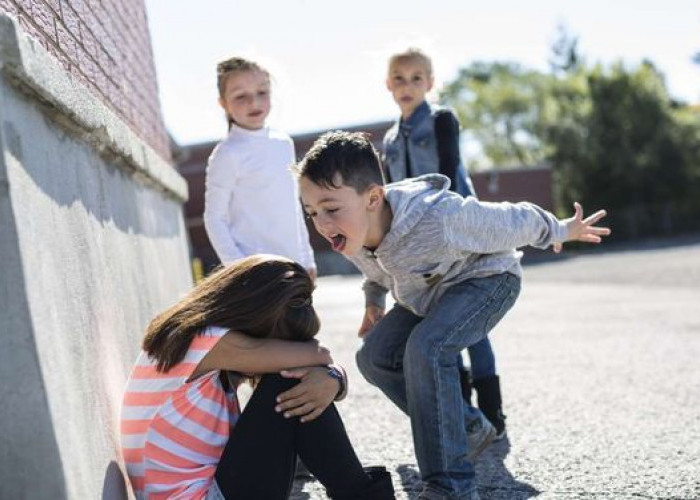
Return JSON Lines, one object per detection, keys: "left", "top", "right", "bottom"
{"left": 328, "top": 367, "right": 345, "bottom": 397}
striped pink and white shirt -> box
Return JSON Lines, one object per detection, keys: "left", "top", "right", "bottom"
{"left": 121, "top": 326, "right": 240, "bottom": 499}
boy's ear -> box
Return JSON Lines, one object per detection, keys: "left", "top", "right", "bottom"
{"left": 427, "top": 76, "right": 435, "bottom": 92}
{"left": 366, "top": 185, "right": 385, "bottom": 210}
{"left": 218, "top": 97, "right": 227, "bottom": 111}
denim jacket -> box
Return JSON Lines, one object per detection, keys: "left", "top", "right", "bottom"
{"left": 382, "top": 101, "right": 474, "bottom": 197}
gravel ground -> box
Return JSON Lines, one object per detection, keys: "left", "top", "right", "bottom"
{"left": 291, "top": 237, "right": 700, "bottom": 499}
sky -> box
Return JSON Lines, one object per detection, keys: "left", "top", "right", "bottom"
{"left": 144, "top": 0, "right": 699, "bottom": 146}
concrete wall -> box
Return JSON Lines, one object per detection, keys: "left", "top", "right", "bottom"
{"left": 0, "top": 14, "right": 192, "bottom": 499}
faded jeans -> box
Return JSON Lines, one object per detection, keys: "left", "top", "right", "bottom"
{"left": 356, "top": 273, "right": 521, "bottom": 498}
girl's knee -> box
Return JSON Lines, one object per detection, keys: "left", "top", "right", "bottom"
{"left": 252, "top": 374, "right": 297, "bottom": 400}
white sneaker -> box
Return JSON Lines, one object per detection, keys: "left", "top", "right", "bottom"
{"left": 466, "top": 411, "right": 496, "bottom": 462}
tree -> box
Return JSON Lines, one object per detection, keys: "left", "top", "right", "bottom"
{"left": 441, "top": 44, "right": 700, "bottom": 236}
{"left": 440, "top": 62, "right": 552, "bottom": 169}
{"left": 548, "top": 61, "right": 700, "bottom": 234}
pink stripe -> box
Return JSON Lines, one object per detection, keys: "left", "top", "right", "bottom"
{"left": 171, "top": 393, "right": 230, "bottom": 438}
{"left": 122, "top": 447, "right": 142, "bottom": 464}
{"left": 121, "top": 419, "right": 151, "bottom": 435}
{"left": 131, "top": 362, "right": 198, "bottom": 379}
{"left": 150, "top": 417, "right": 223, "bottom": 459}
{"left": 144, "top": 441, "right": 209, "bottom": 469}
{"left": 146, "top": 466, "right": 213, "bottom": 486}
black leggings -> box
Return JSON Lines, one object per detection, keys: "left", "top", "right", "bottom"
{"left": 214, "top": 374, "right": 372, "bottom": 499}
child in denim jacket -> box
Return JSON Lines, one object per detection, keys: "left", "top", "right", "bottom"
{"left": 295, "top": 131, "right": 609, "bottom": 499}
{"left": 383, "top": 48, "right": 505, "bottom": 438}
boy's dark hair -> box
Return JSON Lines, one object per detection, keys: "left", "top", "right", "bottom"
{"left": 294, "top": 131, "right": 386, "bottom": 193}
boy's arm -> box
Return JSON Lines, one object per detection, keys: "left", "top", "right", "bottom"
{"left": 204, "top": 152, "right": 247, "bottom": 264}
{"left": 445, "top": 198, "right": 568, "bottom": 253}
{"left": 444, "top": 198, "right": 608, "bottom": 253}
{"left": 362, "top": 278, "right": 388, "bottom": 310}
{"left": 359, "top": 279, "right": 388, "bottom": 337}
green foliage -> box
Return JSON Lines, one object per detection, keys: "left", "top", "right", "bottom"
{"left": 440, "top": 62, "right": 553, "bottom": 169}
{"left": 440, "top": 42, "right": 700, "bottom": 237}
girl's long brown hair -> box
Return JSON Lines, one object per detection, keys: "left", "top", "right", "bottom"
{"left": 142, "top": 255, "right": 319, "bottom": 372}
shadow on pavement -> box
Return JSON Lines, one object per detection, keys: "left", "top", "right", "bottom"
{"left": 476, "top": 438, "right": 540, "bottom": 499}
{"left": 396, "top": 464, "right": 422, "bottom": 497}
{"left": 395, "top": 438, "right": 540, "bottom": 499}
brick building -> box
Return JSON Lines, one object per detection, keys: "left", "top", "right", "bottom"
{"left": 0, "top": 0, "right": 170, "bottom": 158}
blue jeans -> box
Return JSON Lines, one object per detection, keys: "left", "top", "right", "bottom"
{"left": 356, "top": 273, "right": 520, "bottom": 497}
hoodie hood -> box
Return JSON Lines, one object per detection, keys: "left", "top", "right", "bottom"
{"left": 379, "top": 174, "right": 452, "bottom": 251}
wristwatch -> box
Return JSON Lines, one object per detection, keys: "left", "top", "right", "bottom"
{"left": 327, "top": 365, "right": 347, "bottom": 401}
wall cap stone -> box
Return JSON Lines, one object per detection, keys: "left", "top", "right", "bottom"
{"left": 0, "top": 14, "right": 187, "bottom": 202}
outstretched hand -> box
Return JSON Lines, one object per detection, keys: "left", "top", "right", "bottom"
{"left": 275, "top": 366, "right": 340, "bottom": 423}
{"left": 553, "top": 202, "right": 611, "bottom": 253}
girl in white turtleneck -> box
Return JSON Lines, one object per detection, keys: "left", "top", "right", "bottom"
{"left": 204, "top": 56, "right": 316, "bottom": 279}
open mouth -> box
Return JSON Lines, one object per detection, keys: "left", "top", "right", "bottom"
{"left": 329, "top": 233, "right": 346, "bottom": 252}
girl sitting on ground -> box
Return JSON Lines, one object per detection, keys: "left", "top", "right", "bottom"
{"left": 120, "top": 254, "right": 394, "bottom": 499}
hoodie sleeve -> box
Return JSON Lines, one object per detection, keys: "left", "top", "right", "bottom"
{"left": 362, "top": 278, "right": 388, "bottom": 310}
{"left": 442, "top": 197, "right": 569, "bottom": 254}
{"left": 203, "top": 148, "right": 247, "bottom": 264}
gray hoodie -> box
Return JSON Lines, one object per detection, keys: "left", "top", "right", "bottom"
{"left": 347, "top": 174, "right": 569, "bottom": 317}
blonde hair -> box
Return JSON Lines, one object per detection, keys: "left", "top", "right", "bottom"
{"left": 216, "top": 56, "right": 270, "bottom": 129}
{"left": 387, "top": 48, "right": 433, "bottom": 78}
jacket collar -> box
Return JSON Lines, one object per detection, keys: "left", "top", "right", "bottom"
{"left": 399, "top": 101, "right": 430, "bottom": 134}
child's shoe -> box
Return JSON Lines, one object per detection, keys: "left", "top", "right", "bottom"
{"left": 418, "top": 487, "right": 480, "bottom": 500}
{"left": 473, "top": 375, "right": 506, "bottom": 440}
{"left": 466, "top": 411, "right": 496, "bottom": 461}
{"left": 327, "top": 465, "right": 395, "bottom": 499}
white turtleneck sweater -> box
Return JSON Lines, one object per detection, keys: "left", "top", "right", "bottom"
{"left": 203, "top": 124, "right": 316, "bottom": 271}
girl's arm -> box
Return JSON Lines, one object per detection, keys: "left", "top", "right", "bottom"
{"left": 203, "top": 151, "right": 246, "bottom": 263}
{"left": 434, "top": 109, "right": 460, "bottom": 190}
{"left": 289, "top": 142, "right": 317, "bottom": 274}
{"left": 193, "top": 330, "right": 332, "bottom": 378}
{"left": 435, "top": 109, "right": 476, "bottom": 198}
